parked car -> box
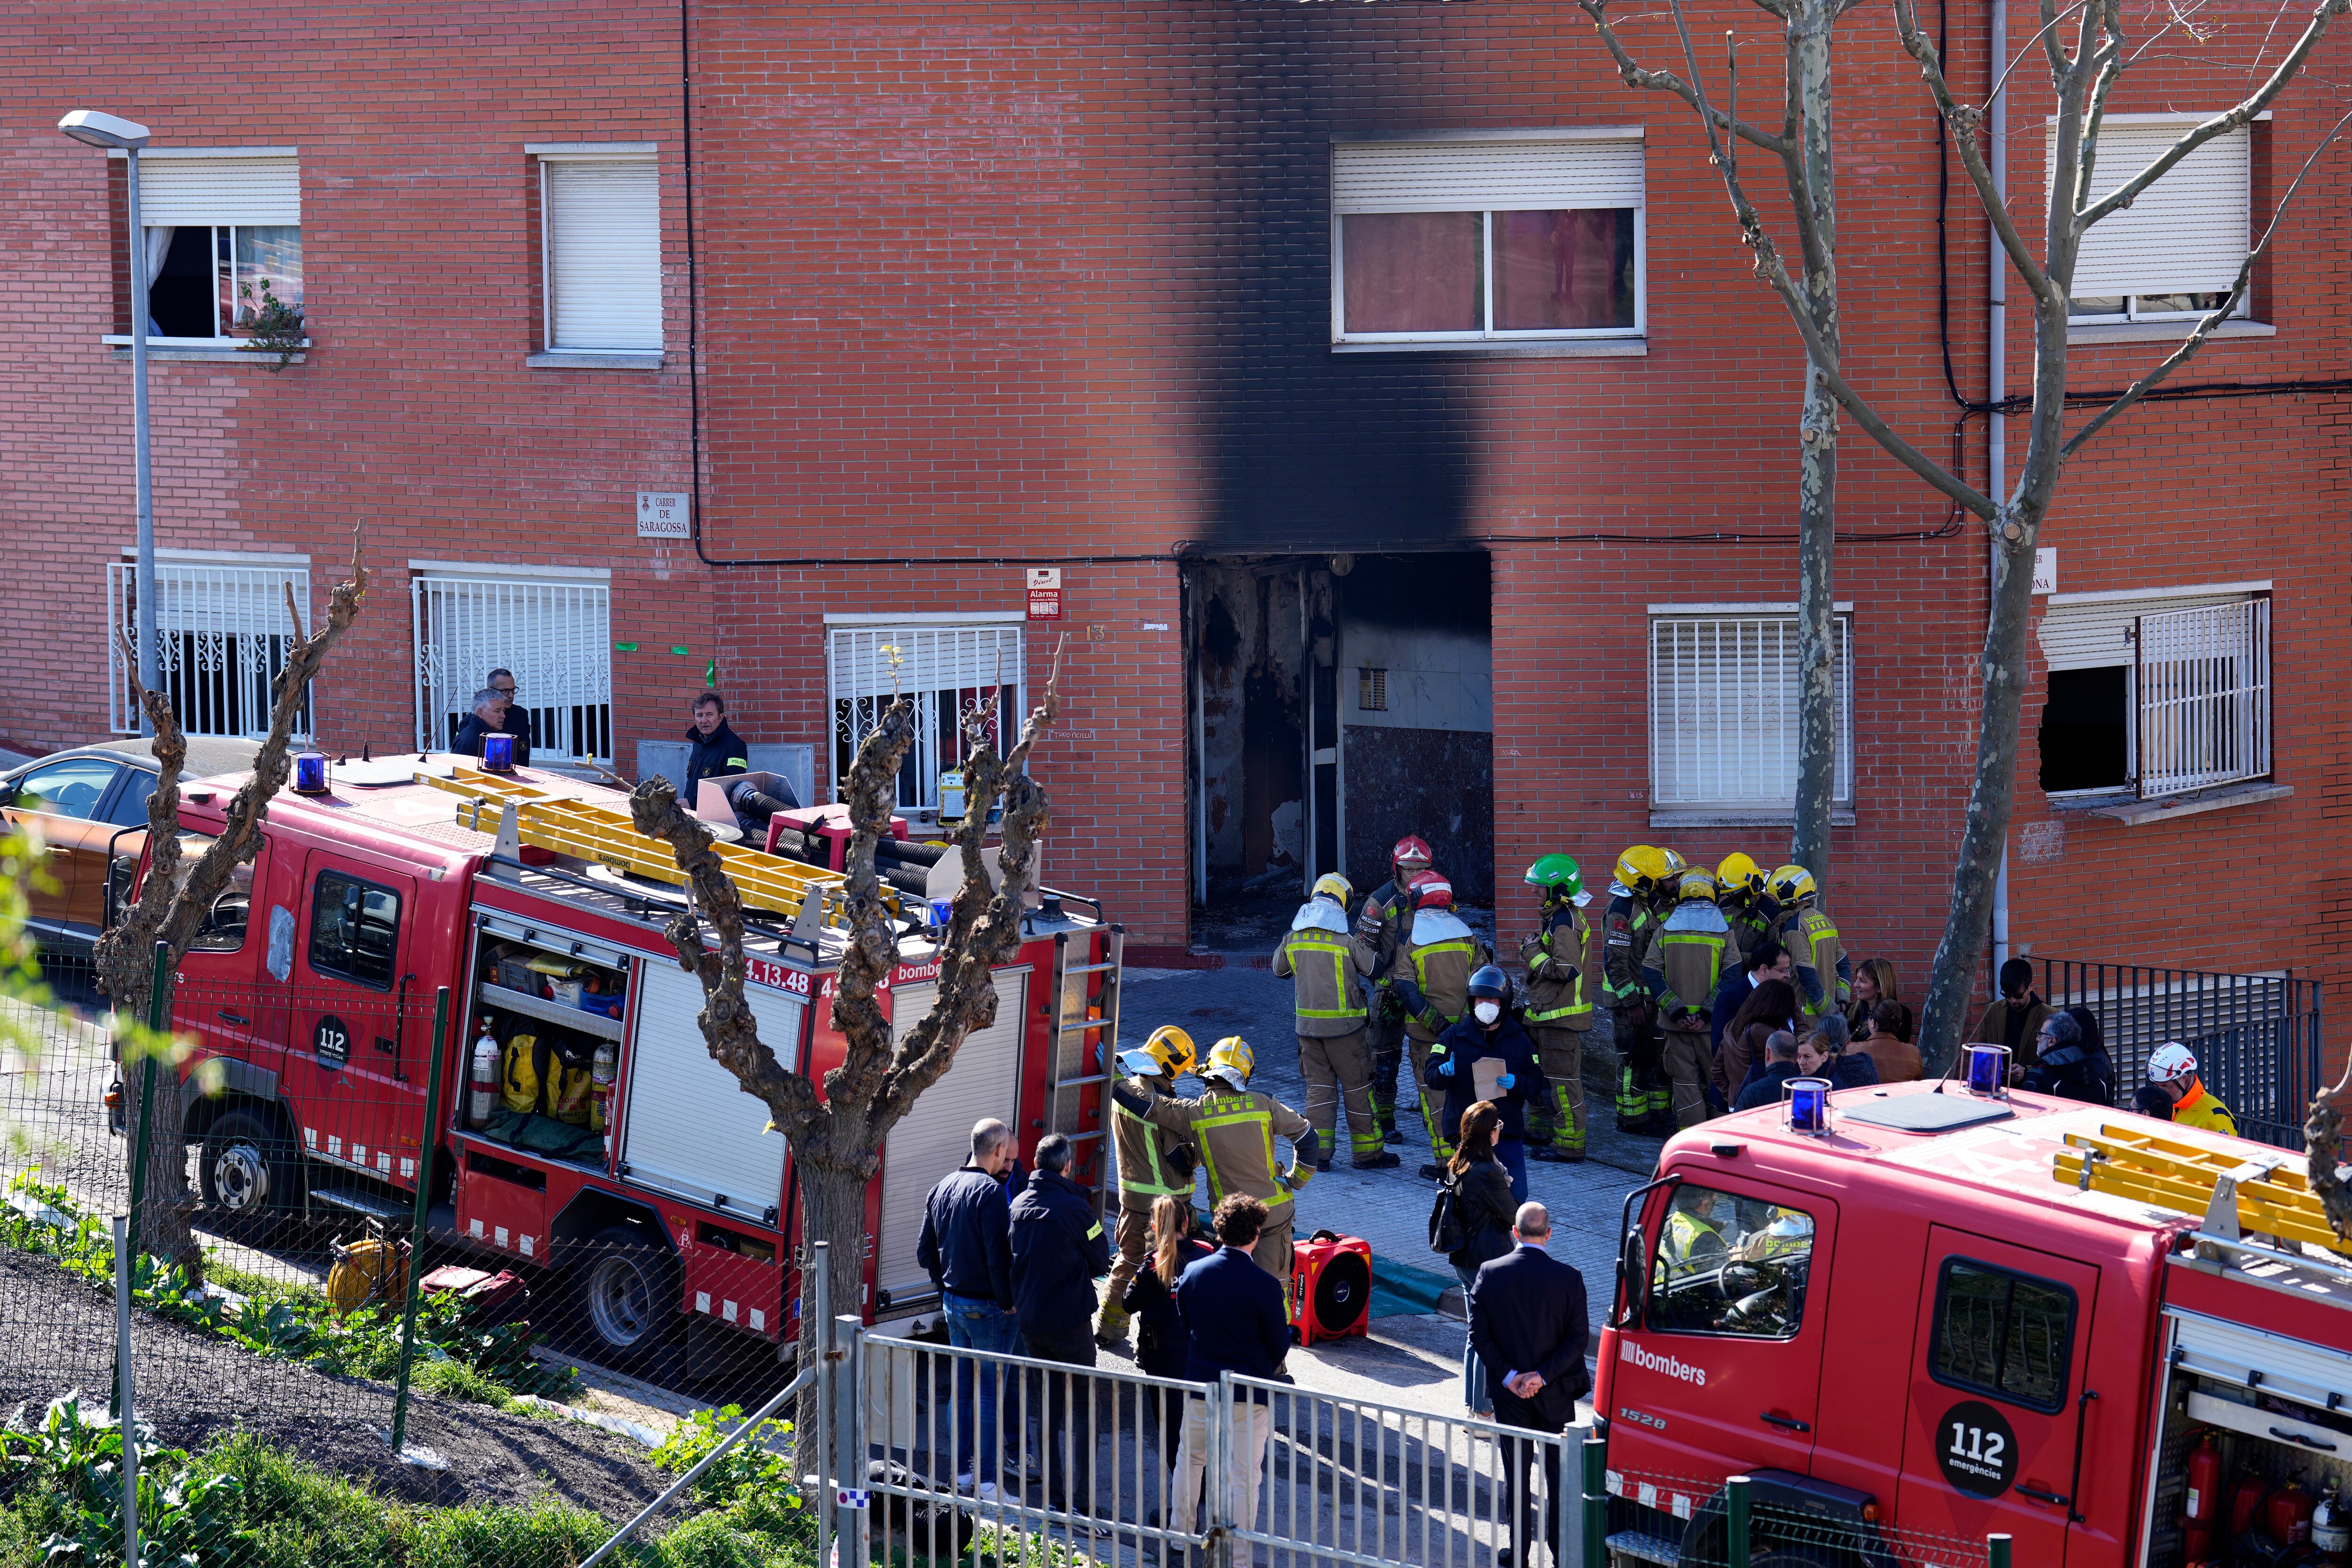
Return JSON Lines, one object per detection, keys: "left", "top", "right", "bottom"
{"left": 1, "top": 737, "right": 261, "bottom": 957}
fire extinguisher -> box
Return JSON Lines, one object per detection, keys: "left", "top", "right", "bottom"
{"left": 2232, "top": 1467, "right": 2272, "bottom": 1536}
{"left": 2180, "top": 1430, "right": 2223, "bottom": 1561}
{"left": 2312, "top": 1483, "right": 2349, "bottom": 1565}
{"left": 469, "top": 1021, "right": 501, "bottom": 1128}
{"left": 589, "top": 1038, "right": 617, "bottom": 1133}
{"left": 2267, "top": 1474, "right": 2316, "bottom": 1548}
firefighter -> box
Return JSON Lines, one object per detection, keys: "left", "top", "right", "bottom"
{"left": 1517, "top": 854, "right": 1595, "bottom": 1164}
{"left": 2146, "top": 1043, "right": 2238, "bottom": 1135}
{"left": 1110, "top": 1038, "right": 1318, "bottom": 1284}
{"left": 1603, "top": 845, "right": 1682, "bottom": 1137}
{"left": 1646, "top": 868, "right": 1732, "bottom": 1129}
{"left": 1659, "top": 1186, "right": 1729, "bottom": 1281}
{"left": 1391, "top": 871, "right": 1491, "bottom": 1179}
{"left": 1767, "top": 864, "right": 1851, "bottom": 1022}
{"left": 1356, "top": 836, "right": 1435, "bottom": 1145}
{"left": 1097, "top": 1025, "right": 1201, "bottom": 1349}
{"left": 1272, "top": 874, "right": 1398, "bottom": 1172}
{"left": 1714, "top": 852, "right": 1776, "bottom": 971}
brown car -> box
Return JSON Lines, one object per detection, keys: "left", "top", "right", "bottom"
{"left": 2, "top": 737, "right": 261, "bottom": 957}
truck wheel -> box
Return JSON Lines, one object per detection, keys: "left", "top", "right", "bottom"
{"left": 571, "top": 1224, "right": 683, "bottom": 1379}
{"left": 199, "top": 1108, "right": 305, "bottom": 1228}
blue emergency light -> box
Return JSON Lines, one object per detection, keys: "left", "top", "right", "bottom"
{"left": 291, "top": 751, "right": 329, "bottom": 795}
{"left": 1785, "top": 1075, "right": 1832, "bottom": 1136}
{"left": 1964, "top": 1043, "right": 2010, "bottom": 1098}
{"left": 481, "top": 732, "right": 517, "bottom": 773}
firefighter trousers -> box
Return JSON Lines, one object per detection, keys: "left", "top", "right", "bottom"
{"left": 1298, "top": 1027, "right": 1383, "bottom": 1165}
{"left": 1253, "top": 1199, "right": 1296, "bottom": 1297}
{"left": 1367, "top": 1001, "right": 1406, "bottom": 1134}
{"left": 1099, "top": 1201, "right": 1156, "bottom": 1334}
{"left": 1613, "top": 1007, "right": 1671, "bottom": 1131}
{"left": 1410, "top": 1035, "right": 1457, "bottom": 1160}
{"left": 1523, "top": 1025, "right": 1589, "bottom": 1154}
{"left": 1661, "top": 1027, "right": 1712, "bottom": 1130}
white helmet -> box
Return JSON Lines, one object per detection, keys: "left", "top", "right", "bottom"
{"left": 2147, "top": 1042, "right": 2198, "bottom": 1081}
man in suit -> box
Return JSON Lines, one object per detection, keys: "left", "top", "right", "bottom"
{"left": 1469, "top": 1201, "right": 1590, "bottom": 1568}
{"left": 1169, "top": 1194, "right": 1291, "bottom": 1540}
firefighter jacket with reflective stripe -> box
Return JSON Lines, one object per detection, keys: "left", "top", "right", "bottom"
{"left": 1718, "top": 897, "right": 1777, "bottom": 970}
{"left": 1647, "top": 900, "right": 1732, "bottom": 1027}
{"left": 1273, "top": 908, "right": 1373, "bottom": 1038}
{"left": 1661, "top": 1208, "right": 1726, "bottom": 1275}
{"left": 1112, "top": 1072, "right": 1197, "bottom": 1209}
{"left": 1356, "top": 879, "right": 1415, "bottom": 989}
{"left": 2172, "top": 1080, "right": 2238, "bottom": 1136}
{"left": 1397, "top": 914, "right": 1489, "bottom": 1045}
{"left": 1601, "top": 888, "right": 1663, "bottom": 1011}
{"left": 1518, "top": 904, "right": 1594, "bottom": 1028}
{"left": 1124, "top": 1084, "right": 1314, "bottom": 1208}
{"left": 1778, "top": 905, "right": 1851, "bottom": 1016}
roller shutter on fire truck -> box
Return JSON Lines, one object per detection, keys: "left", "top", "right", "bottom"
{"left": 872, "top": 969, "right": 1028, "bottom": 1305}
{"left": 620, "top": 959, "right": 808, "bottom": 1223}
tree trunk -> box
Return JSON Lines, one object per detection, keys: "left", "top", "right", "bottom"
{"left": 793, "top": 1144, "right": 879, "bottom": 1449}
{"left": 1788, "top": 1, "right": 1841, "bottom": 887}
{"left": 106, "top": 938, "right": 201, "bottom": 1273}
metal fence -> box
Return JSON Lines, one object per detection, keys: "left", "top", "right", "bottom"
{"left": 2036, "top": 955, "right": 2324, "bottom": 1147}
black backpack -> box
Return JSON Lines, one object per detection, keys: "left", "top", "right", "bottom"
{"left": 1428, "top": 1168, "right": 1468, "bottom": 1256}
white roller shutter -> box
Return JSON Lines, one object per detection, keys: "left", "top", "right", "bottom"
{"left": 1333, "top": 138, "right": 1645, "bottom": 213}
{"left": 873, "top": 969, "right": 1029, "bottom": 1305}
{"left": 2168, "top": 1308, "right": 2350, "bottom": 1417}
{"left": 2036, "top": 588, "right": 2251, "bottom": 670}
{"left": 1648, "top": 613, "right": 1851, "bottom": 807}
{"left": 136, "top": 154, "right": 301, "bottom": 226}
{"left": 827, "top": 624, "right": 1026, "bottom": 698}
{"left": 2049, "top": 120, "right": 2249, "bottom": 298}
{"left": 620, "top": 960, "right": 804, "bottom": 1221}
{"left": 544, "top": 157, "right": 662, "bottom": 351}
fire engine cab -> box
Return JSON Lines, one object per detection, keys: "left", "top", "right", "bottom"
{"left": 1597, "top": 1078, "right": 2352, "bottom": 1567}
{"left": 148, "top": 755, "right": 1120, "bottom": 1376}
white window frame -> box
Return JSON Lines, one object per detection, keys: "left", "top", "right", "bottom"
{"left": 108, "top": 551, "right": 312, "bottom": 739}
{"left": 2055, "top": 114, "right": 2256, "bottom": 324}
{"left": 105, "top": 148, "right": 303, "bottom": 347}
{"left": 531, "top": 143, "right": 662, "bottom": 356}
{"left": 410, "top": 566, "right": 613, "bottom": 766}
{"left": 1647, "top": 605, "right": 1853, "bottom": 816}
{"left": 1330, "top": 130, "right": 1647, "bottom": 346}
{"left": 825, "top": 618, "right": 1025, "bottom": 818}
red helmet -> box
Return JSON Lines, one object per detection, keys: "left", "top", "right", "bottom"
{"left": 1407, "top": 870, "right": 1453, "bottom": 910}
{"left": 1392, "top": 836, "right": 1434, "bottom": 872}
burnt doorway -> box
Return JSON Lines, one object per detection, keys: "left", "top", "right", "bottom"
{"left": 1184, "top": 552, "right": 1492, "bottom": 949}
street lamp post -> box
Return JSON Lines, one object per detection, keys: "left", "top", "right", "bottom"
{"left": 58, "top": 110, "right": 158, "bottom": 735}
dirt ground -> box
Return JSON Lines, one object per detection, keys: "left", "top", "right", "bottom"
{"left": 0, "top": 1248, "right": 682, "bottom": 1521}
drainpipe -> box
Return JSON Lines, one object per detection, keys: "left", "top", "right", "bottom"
{"left": 1987, "top": 0, "right": 2012, "bottom": 976}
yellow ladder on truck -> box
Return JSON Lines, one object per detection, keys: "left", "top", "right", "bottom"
{"left": 2053, "top": 1124, "right": 2351, "bottom": 1258}
{"left": 412, "top": 765, "right": 894, "bottom": 927}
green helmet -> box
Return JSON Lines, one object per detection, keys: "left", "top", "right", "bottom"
{"left": 1523, "top": 854, "right": 1584, "bottom": 901}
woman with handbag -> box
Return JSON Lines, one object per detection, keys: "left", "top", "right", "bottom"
{"left": 1431, "top": 1101, "right": 1518, "bottom": 1417}
{"left": 1124, "top": 1193, "right": 1212, "bottom": 1460}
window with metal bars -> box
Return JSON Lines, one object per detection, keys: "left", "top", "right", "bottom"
{"left": 2034, "top": 590, "right": 2270, "bottom": 799}
{"left": 1647, "top": 612, "right": 1851, "bottom": 812}
{"left": 108, "top": 560, "right": 311, "bottom": 740}
{"left": 1931, "top": 1258, "right": 2074, "bottom": 1412}
{"left": 410, "top": 573, "right": 612, "bottom": 766}
{"left": 827, "top": 624, "right": 1023, "bottom": 818}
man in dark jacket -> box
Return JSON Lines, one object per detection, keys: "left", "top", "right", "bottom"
{"left": 453, "top": 688, "right": 532, "bottom": 765}
{"left": 1170, "top": 1195, "right": 1291, "bottom": 1537}
{"left": 2021, "top": 1009, "right": 2114, "bottom": 1105}
{"left": 1732, "top": 1033, "right": 1804, "bottom": 1112}
{"left": 916, "top": 1118, "right": 1020, "bottom": 1498}
{"left": 683, "top": 692, "right": 751, "bottom": 797}
{"left": 1470, "top": 1201, "right": 1589, "bottom": 1568}
{"left": 1428, "top": 967, "right": 1549, "bottom": 1200}
{"left": 1709, "top": 940, "right": 1788, "bottom": 1052}
{"left": 1006, "top": 1134, "right": 1112, "bottom": 1528}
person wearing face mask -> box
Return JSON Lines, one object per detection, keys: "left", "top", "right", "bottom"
{"left": 1428, "top": 967, "right": 1549, "bottom": 1204}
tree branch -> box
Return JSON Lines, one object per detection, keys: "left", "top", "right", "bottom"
{"left": 1580, "top": 0, "right": 1795, "bottom": 155}
{"left": 2062, "top": 101, "right": 2352, "bottom": 456}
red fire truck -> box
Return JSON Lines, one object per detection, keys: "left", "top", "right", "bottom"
{"left": 1596, "top": 1079, "right": 2352, "bottom": 1566}
{"left": 142, "top": 755, "right": 1121, "bottom": 1375}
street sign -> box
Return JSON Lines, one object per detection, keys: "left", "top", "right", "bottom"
{"left": 2033, "top": 548, "right": 2057, "bottom": 595}
{"left": 637, "top": 491, "right": 690, "bottom": 539}
{"left": 1026, "top": 566, "right": 1063, "bottom": 621}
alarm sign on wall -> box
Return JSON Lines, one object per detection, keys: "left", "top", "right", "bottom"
{"left": 1026, "top": 567, "right": 1063, "bottom": 621}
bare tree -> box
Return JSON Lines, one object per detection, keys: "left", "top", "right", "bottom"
{"left": 2313, "top": 1063, "right": 2352, "bottom": 1244}
{"left": 1585, "top": 0, "right": 2349, "bottom": 1063}
{"left": 95, "top": 530, "right": 371, "bottom": 1274}
{"left": 629, "top": 644, "right": 1064, "bottom": 1378}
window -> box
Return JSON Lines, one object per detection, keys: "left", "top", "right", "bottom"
{"left": 1332, "top": 136, "right": 1643, "bottom": 344}
{"left": 119, "top": 151, "right": 302, "bottom": 342}
{"left": 2057, "top": 119, "right": 2251, "bottom": 322}
{"left": 534, "top": 146, "right": 661, "bottom": 353}
{"left": 105, "top": 772, "right": 157, "bottom": 828}
{"left": 108, "top": 558, "right": 312, "bottom": 740}
{"left": 180, "top": 832, "right": 254, "bottom": 953}
{"left": 1931, "top": 1258, "right": 2074, "bottom": 1412}
{"left": 2036, "top": 587, "right": 2270, "bottom": 798}
{"left": 412, "top": 571, "right": 613, "bottom": 765}
{"left": 309, "top": 870, "right": 400, "bottom": 989}
{"left": 1649, "top": 610, "right": 1852, "bottom": 814}
{"left": 12, "top": 759, "right": 122, "bottom": 820}
{"left": 827, "top": 622, "right": 1024, "bottom": 817}
{"left": 1357, "top": 668, "right": 1389, "bottom": 712}
{"left": 1646, "top": 1184, "right": 1815, "bottom": 1338}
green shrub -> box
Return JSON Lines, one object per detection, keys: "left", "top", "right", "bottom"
{"left": 649, "top": 1406, "right": 800, "bottom": 1512}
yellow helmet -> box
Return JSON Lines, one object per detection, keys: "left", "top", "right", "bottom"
{"left": 1676, "top": 868, "right": 1718, "bottom": 903}
{"left": 1204, "top": 1036, "right": 1255, "bottom": 1090}
{"left": 1119, "top": 1024, "right": 1195, "bottom": 1081}
{"left": 1716, "top": 852, "right": 1767, "bottom": 900}
{"left": 1614, "top": 845, "right": 1674, "bottom": 896}
{"left": 1658, "top": 848, "right": 1688, "bottom": 876}
{"left": 1768, "top": 864, "right": 1819, "bottom": 907}
{"left": 1312, "top": 873, "right": 1353, "bottom": 906}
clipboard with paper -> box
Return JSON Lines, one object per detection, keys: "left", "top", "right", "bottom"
{"left": 1472, "top": 1055, "right": 1508, "bottom": 1102}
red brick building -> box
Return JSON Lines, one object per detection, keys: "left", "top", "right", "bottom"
{"left": 4, "top": 2, "right": 2341, "bottom": 1032}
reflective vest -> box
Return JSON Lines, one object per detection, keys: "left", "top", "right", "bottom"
{"left": 1406, "top": 933, "right": 1480, "bottom": 1044}
{"left": 1653, "top": 903, "right": 1731, "bottom": 1025}
{"left": 1520, "top": 905, "right": 1594, "bottom": 1028}
{"left": 2172, "top": 1081, "right": 2238, "bottom": 1136}
{"left": 1601, "top": 890, "right": 1661, "bottom": 1009}
{"left": 1274, "top": 924, "right": 1370, "bottom": 1036}
{"left": 1718, "top": 899, "right": 1775, "bottom": 968}
{"left": 1187, "top": 1090, "right": 1303, "bottom": 1207}
{"left": 1782, "top": 906, "right": 1849, "bottom": 1017}
{"left": 1661, "top": 1208, "right": 1724, "bottom": 1274}
{"left": 1112, "top": 1081, "right": 1193, "bottom": 1204}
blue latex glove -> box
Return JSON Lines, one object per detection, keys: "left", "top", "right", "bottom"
{"left": 1495, "top": 1073, "right": 1517, "bottom": 1090}
{"left": 1434, "top": 1058, "right": 1455, "bottom": 1079}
